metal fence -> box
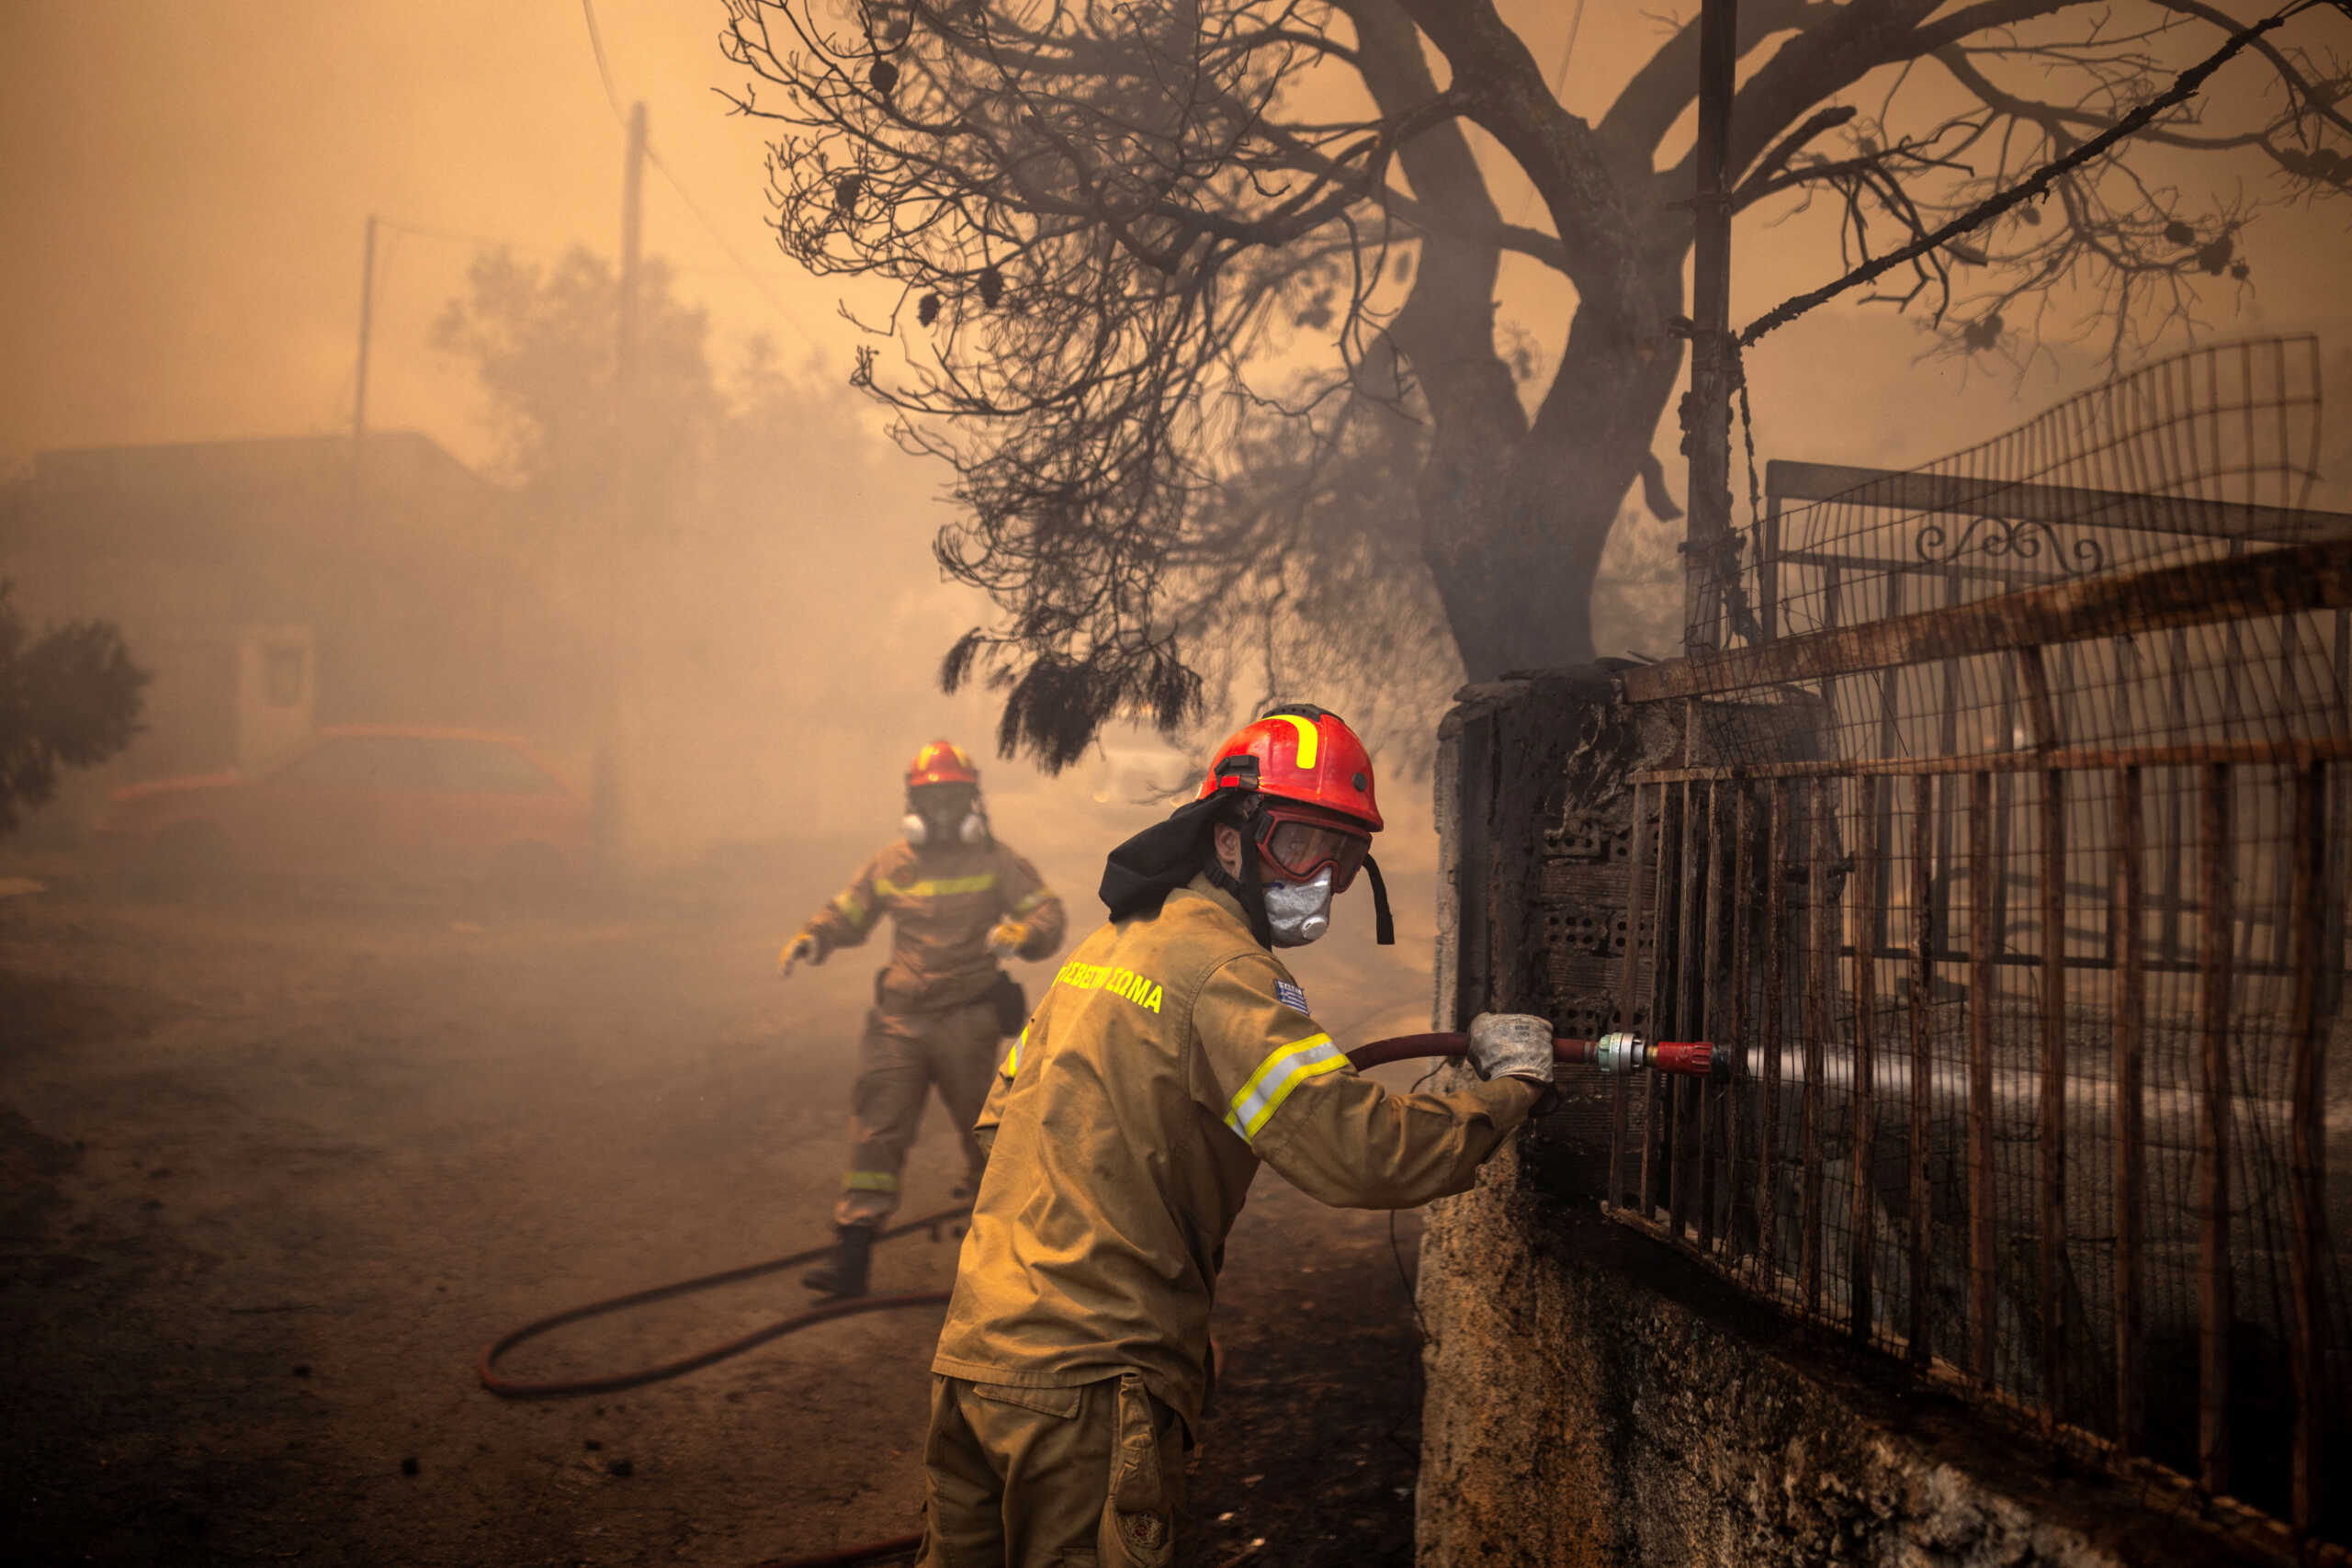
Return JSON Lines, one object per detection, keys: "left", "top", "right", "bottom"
{"left": 1611, "top": 338, "right": 2352, "bottom": 1552}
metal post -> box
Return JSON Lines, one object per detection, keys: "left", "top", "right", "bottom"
{"left": 2113, "top": 765, "right": 2145, "bottom": 1453}
{"left": 596, "top": 101, "right": 649, "bottom": 859}
{"left": 1759, "top": 780, "right": 1787, "bottom": 1286}
{"left": 2197, "top": 761, "right": 2235, "bottom": 1495}
{"left": 1643, "top": 782, "right": 1685, "bottom": 1220}
{"left": 1681, "top": 0, "right": 1738, "bottom": 655}
{"left": 1804, "top": 778, "right": 1833, "bottom": 1315}
{"left": 2038, "top": 765, "right": 2067, "bottom": 1436}
{"left": 1700, "top": 781, "right": 1729, "bottom": 1250}
{"left": 1968, "top": 770, "right": 1997, "bottom": 1385}
{"left": 2287, "top": 761, "right": 2326, "bottom": 1535}
{"left": 350, "top": 213, "right": 377, "bottom": 514}
{"left": 1672, "top": 779, "right": 1706, "bottom": 1239}
{"left": 1850, "top": 773, "right": 1880, "bottom": 1343}
{"left": 1610, "top": 783, "right": 1651, "bottom": 1211}
{"left": 1907, "top": 772, "right": 1933, "bottom": 1367}
{"left": 1724, "top": 778, "right": 1753, "bottom": 1253}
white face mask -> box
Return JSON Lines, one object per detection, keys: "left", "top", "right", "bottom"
{"left": 1262, "top": 865, "right": 1335, "bottom": 947}
{"left": 904, "top": 804, "right": 989, "bottom": 847}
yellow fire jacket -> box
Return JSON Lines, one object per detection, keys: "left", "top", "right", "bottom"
{"left": 931, "top": 874, "right": 1539, "bottom": 1430}
{"left": 801, "top": 839, "right": 1066, "bottom": 1011}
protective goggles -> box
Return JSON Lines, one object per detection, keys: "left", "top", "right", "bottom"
{"left": 1252, "top": 806, "right": 1373, "bottom": 891}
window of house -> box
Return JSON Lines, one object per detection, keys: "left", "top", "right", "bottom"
{"left": 264, "top": 646, "right": 307, "bottom": 707}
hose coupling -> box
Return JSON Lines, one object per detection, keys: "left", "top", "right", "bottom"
{"left": 1593, "top": 1032, "right": 1645, "bottom": 1074}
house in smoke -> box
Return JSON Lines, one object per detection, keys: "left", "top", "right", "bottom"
{"left": 0, "top": 430, "right": 592, "bottom": 833}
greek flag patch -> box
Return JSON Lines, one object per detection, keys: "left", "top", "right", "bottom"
{"left": 1274, "top": 978, "right": 1310, "bottom": 1014}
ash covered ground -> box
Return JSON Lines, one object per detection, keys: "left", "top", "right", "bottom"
{"left": 0, "top": 857, "right": 1436, "bottom": 1567}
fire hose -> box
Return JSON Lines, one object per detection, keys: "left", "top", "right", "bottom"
{"left": 474, "top": 1029, "right": 1717, "bottom": 1565}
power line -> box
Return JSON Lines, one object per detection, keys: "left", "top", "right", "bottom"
{"left": 379, "top": 216, "right": 563, "bottom": 256}
{"left": 643, "top": 144, "right": 825, "bottom": 351}
{"left": 577, "top": 0, "right": 826, "bottom": 352}
{"left": 579, "top": 0, "right": 628, "bottom": 121}
{"left": 1551, "top": 0, "right": 1591, "bottom": 97}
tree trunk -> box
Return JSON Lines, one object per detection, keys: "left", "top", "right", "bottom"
{"left": 1415, "top": 260, "right": 1688, "bottom": 682}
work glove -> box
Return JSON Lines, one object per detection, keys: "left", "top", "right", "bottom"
{"left": 986, "top": 919, "right": 1029, "bottom": 958}
{"left": 777, "top": 931, "right": 820, "bottom": 977}
{"left": 1466, "top": 1011, "right": 1560, "bottom": 1116}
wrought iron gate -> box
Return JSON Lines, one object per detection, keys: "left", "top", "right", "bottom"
{"left": 1612, "top": 338, "right": 2352, "bottom": 1553}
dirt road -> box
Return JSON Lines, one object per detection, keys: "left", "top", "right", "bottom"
{"left": 0, "top": 864, "right": 1436, "bottom": 1567}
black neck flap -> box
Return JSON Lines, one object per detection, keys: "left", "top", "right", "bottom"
{"left": 1099, "top": 795, "right": 1231, "bottom": 922}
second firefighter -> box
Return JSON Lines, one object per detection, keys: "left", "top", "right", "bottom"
{"left": 779, "top": 739, "right": 1066, "bottom": 1298}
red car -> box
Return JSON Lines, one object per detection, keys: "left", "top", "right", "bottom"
{"left": 96, "top": 726, "right": 592, "bottom": 892}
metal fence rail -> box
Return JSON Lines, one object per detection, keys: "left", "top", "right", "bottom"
{"left": 1615, "top": 339, "right": 2352, "bottom": 1553}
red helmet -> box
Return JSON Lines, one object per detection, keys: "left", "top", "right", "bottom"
{"left": 906, "top": 739, "right": 980, "bottom": 789}
{"left": 1195, "top": 705, "right": 1383, "bottom": 833}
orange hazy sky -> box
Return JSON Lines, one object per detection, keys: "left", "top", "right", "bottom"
{"left": 1, "top": 1, "right": 2345, "bottom": 478}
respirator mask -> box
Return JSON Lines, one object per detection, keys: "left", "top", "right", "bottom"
{"left": 1261, "top": 866, "right": 1336, "bottom": 948}
{"left": 903, "top": 784, "right": 989, "bottom": 850}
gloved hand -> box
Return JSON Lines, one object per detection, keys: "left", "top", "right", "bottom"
{"left": 777, "top": 931, "right": 820, "bottom": 977}
{"left": 986, "top": 919, "right": 1029, "bottom": 958}
{"left": 1466, "top": 1011, "right": 1559, "bottom": 1115}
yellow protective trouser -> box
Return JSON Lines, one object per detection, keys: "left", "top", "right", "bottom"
{"left": 835, "top": 998, "right": 1002, "bottom": 1228}
{"left": 918, "top": 1371, "right": 1184, "bottom": 1568}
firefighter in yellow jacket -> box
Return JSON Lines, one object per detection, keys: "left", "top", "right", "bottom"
{"left": 780, "top": 739, "right": 1066, "bottom": 1298}
{"left": 920, "top": 705, "right": 1558, "bottom": 1567}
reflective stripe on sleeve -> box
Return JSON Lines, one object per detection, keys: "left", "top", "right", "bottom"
{"left": 875, "top": 872, "right": 998, "bottom": 898}
{"left": 1012, "top": 886, "right": 1055, "bottom": 915}
{"left": 1001, "top": 1026, "right": 1024, "bottom": 1079}
{"left": 842, "top": 1170, "right": 900, "bottom": 1192}
{"left": 831, "top": 890, "right": 868, "bottom": 922}
{"left": 1223, "top": 1032, "right": 1347, "bottom": 1142}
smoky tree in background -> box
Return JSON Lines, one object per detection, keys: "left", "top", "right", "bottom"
{"left": 429, "top": 239, "right": 987, "bottom": 850}
{"left": 720, "top": 0, "right": 2352, "bottom": 769}
{"left": 0, "top": 584, "right": 146, "bottom": 835}
{"left": 431, "top": 247, "right": 725, "bottom": 535}
{"left": 432, "top": 244, "right": 881, "bottom": 562}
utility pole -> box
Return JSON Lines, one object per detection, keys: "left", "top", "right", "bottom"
{"left": 351, "top": 212, "right": 379, "bottom": 518}
{"left": 617, "top": 101, "right": 646, "bottom": 452}
{"left": 594, "top": 102, "right": 647, "bottom": 858}
{"left": 1682, "top": 0, "right": 1738, "bottom": 655}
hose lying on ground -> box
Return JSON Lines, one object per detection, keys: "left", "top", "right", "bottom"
{"left": 475, "top": 1029, "right": 1607, "bottom": 1564}
{"left": 476, "top": 1206, "right": 972, "bottom": 1399}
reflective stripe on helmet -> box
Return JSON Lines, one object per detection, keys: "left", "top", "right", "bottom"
{"left": 1222, "top": 1032, "right": 1347, "bottom": 1141}
{"left": 1266, "top": 713, "right": 1318, "bottom": 770}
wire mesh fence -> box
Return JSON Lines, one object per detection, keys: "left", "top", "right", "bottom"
{"left": 1611, "top": 336, "right": 2352, "bottom": 1552}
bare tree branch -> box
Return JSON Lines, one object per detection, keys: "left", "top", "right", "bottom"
{"left": 1741, "top": 0, "right": 2314, "bottom": 347}
{"left": 717, "top": 0, "right": 2352, "bottom": 761}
